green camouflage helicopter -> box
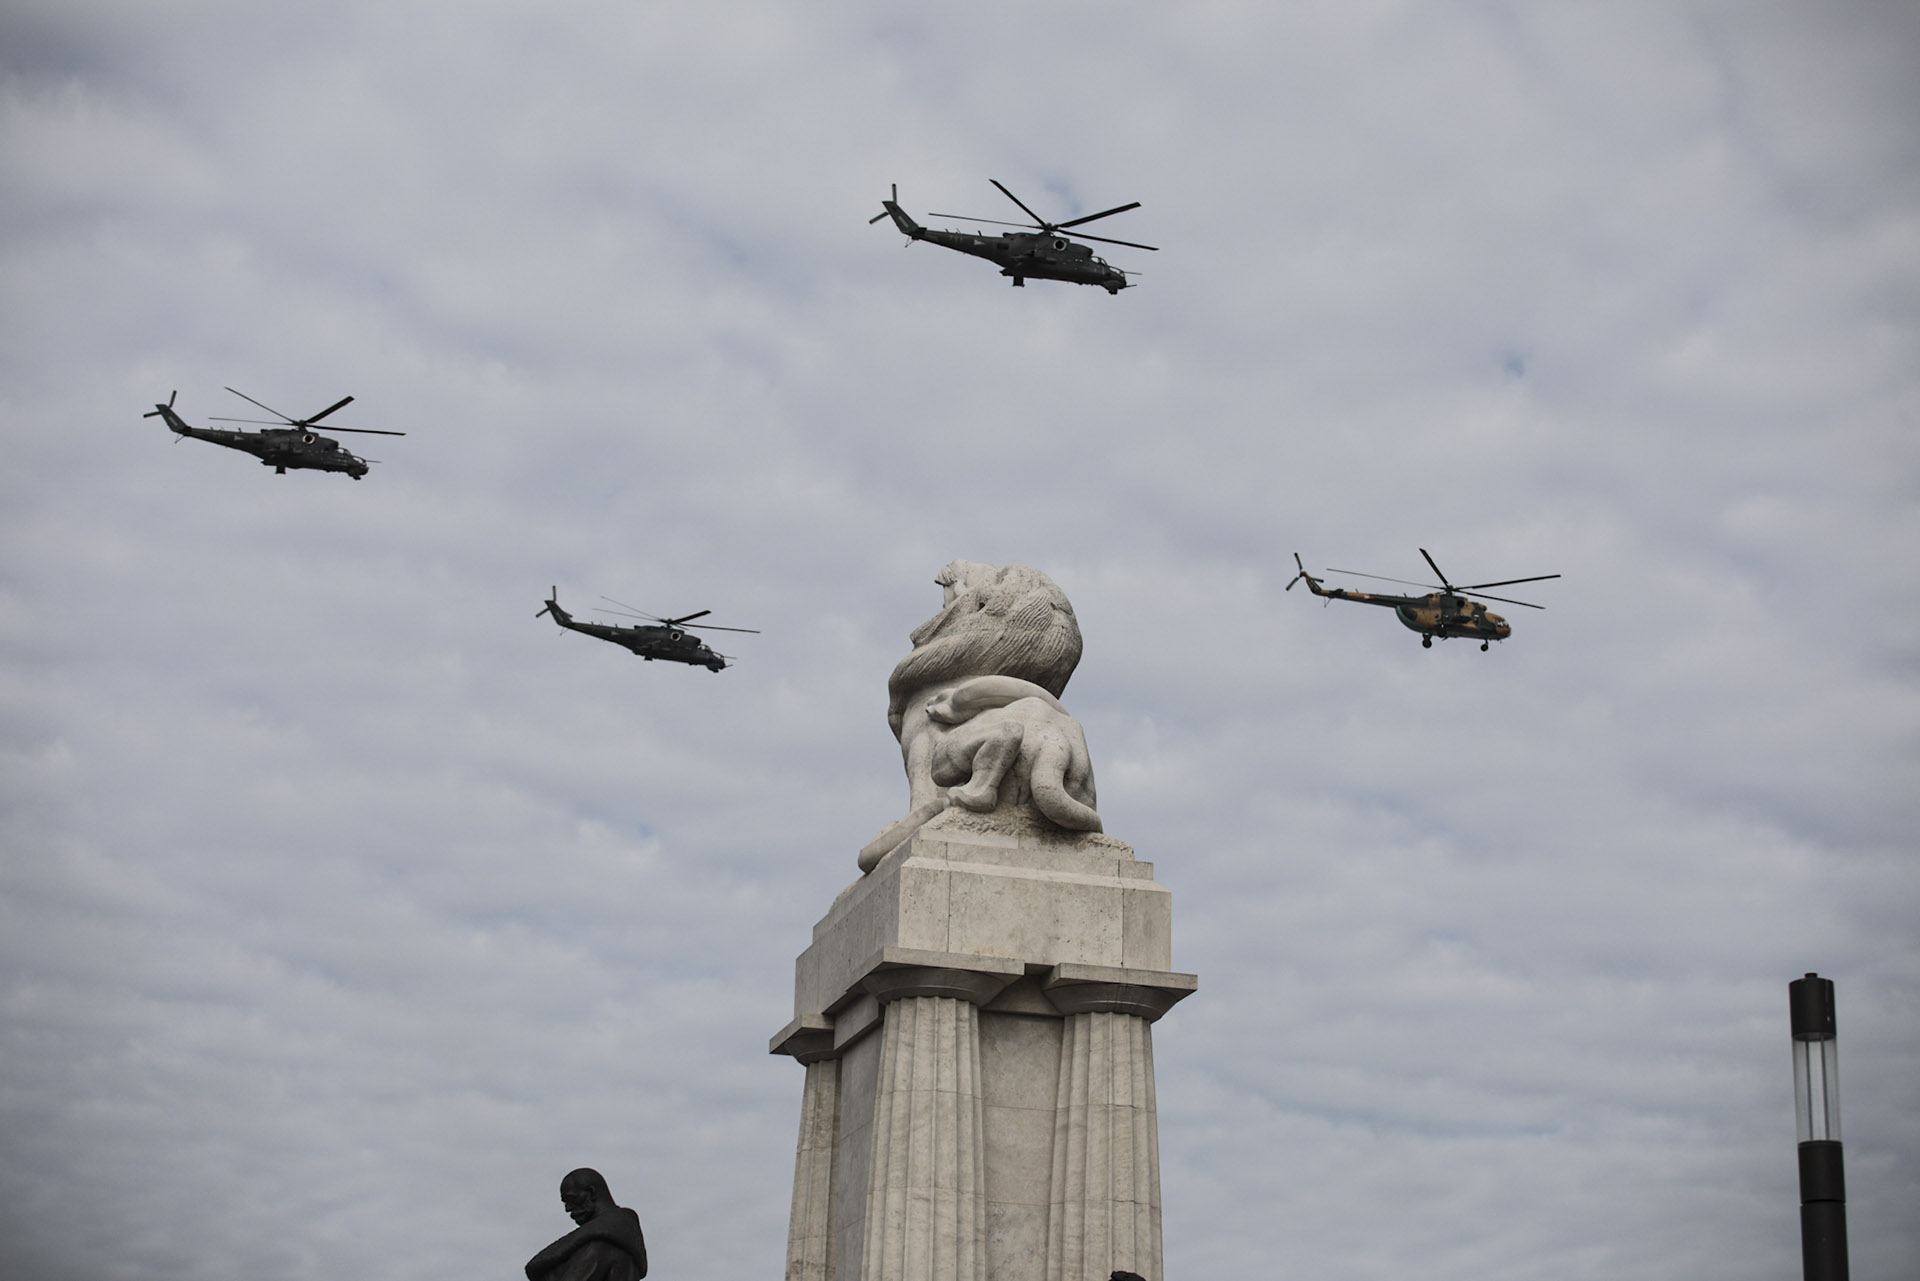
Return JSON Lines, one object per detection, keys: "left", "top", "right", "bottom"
{"left": 145, "top": 388, "right": 403, "bottom": 479}
{"left": 537, "top": 589, "right": 758, "bottom": 672}
{"left": 1288, "top": 550, "right": 1559, "bottom": 650}
{"left": 870, "top": 180, "right": 1157, "bottom": 294}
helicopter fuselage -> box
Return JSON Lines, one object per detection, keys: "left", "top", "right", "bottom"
{"left": 1391, "top": 594, "right": 1509, "bottom": 642}
{"left": 540, "top": 597, "right": 727, "bottom": 671}
{"left": 1307, "top": 582, "right": 1509, "bottom": 642}
{"left": 147, "top": 401, "right": 369, "bottom": 477}
{"left": 915, "top": 225, "right": 1129, "bottom": 293}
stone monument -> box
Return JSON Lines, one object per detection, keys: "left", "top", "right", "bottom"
{"left": 771, "top": 562, "right": 1196, "bottom": 1281}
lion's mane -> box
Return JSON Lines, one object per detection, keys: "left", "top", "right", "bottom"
{"left": 885, "top": 561, "right": 1082, "bottom": 739}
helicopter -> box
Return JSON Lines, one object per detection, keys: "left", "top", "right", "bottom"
{"left": 536, "top": 589, "right": 758, "bottom": 672}
{"left": 1287, "top": 550, "right": 1559, "bottom": 650}
{"left": 869, "top": 180, "right": 1157, "bottom": 294}
{"left": 144, "top": 388, "right": 404, "bottom": 479}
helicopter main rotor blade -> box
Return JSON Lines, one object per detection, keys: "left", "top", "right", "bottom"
{"left": 599, "top": 595, "right": 653, "bottom": 619}
{"left": 1061, "top": 229, "right": 1159, "bottom": 251}
{"left": 208, "top": 416, "right": 404, "bottom": 435}
{"left": 1056, "top": 200, "right": 1141, "bottom": 229}
{"left": 224, "top": 387, "right": 298, "bottom": 424}
{"left": 661, "top": 610, "right": 713, "bottom": 627}
{"left": 1326, "top": 568, "right": 1442, "bottom": 591}
{"left": 1459, "top": 573, "right": 1562, "bottom": 590}
{"left": 936, "top": 194, "right": 1158, "bottom": 249}
{"left": 680, "top": 622, "right": 760, "bottom": 634}
{"left": 1419, "top": 548, "right": 1452, "bottom": 591}
{"left": 303, "top": 395, "right": 355, "bottom": 424}
{"left": 927, "top": 213, "right": 1040, "bottom": 229}
{"left": 1460, "top": 590, "right": 1546, "bottom": 610}
{"left": 989, "top": 179, "right": 1050, "bottom": 229}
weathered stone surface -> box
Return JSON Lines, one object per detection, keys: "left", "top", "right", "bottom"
{"left": 775, "top": 821, "right": 1193, "bottom": 1281}
{"left": 787, "top": 1059, "right": 839, "bottom": 1281}
{"left": 1046, "top": 1012, "right": 1162, "bottom": 1281}
{"left": 859, "top": 994, "right": 989, "bottom": 1281}
{"left": 776, "top": 563, "right": 1192, "bottom": 1281}
{"left": 794, "top": 815, "right": 1177, "bottom": 1029}
{"left": 862, "top": 564, "right": 1103, "bottom": 872}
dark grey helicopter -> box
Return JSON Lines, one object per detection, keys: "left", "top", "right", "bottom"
{"left": 144, "top": 388, "right": 403, "bottom": 478}
{"left": 537, "top": 589, "right": 758, "bottom": 672}
{"left": 870, "top": 180, "right": 1157, "bottom": 294}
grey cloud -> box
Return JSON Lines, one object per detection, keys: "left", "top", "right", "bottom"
{"left": 4, "top": 3, "right": 1918, "bottom": 1279}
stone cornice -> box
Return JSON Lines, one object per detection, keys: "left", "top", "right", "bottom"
{"left": 1041, "top": 961, "right": 1198, "bottom": 1022}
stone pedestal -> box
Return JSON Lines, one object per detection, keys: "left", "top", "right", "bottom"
{"left": 772, "top": 811, "right": 1195, "bottom": 1281}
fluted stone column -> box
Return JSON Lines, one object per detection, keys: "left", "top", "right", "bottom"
{"left": 859, "top": 967, "right": 1008, "bottom": 1281}
{"left": 1042, "top": 975, "right": 1185, "bottom": 1281}
{"left": 785, "top": 1028, "right": 840, "bottom": 1281}
{"left": 1045, "top": 1012, "right": 1160, "bottom": 1281}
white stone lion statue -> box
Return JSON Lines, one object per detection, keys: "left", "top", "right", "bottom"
{"left": 860, "top": 561, "right": 1101, "bottom": 873}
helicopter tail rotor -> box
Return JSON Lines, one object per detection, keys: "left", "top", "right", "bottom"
{"left": 1284, "top": 552, "right": 1323, "bottom": 594}
{"left": 143, "top": 391, "right": 196, "bottom": 438}
{"left": 871, "top": 184, "right": 924, "bottom": 240}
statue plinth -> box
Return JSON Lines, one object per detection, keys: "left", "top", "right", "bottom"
{"left": 772, "top": 811, "right": 1196, "bottom": 1281}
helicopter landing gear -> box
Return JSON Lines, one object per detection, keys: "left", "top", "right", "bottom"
{"left": 1011, "top": 277, "right": 1025, "bottom": 287}
{"left": 1422, "top": 635, "right": 1432, "bottom": 648}
{"left": 1481, "top": 641, "right": 1489, "bottom": 651}
{"left": 275, "top": 466, "right": 286, "bottom": 474}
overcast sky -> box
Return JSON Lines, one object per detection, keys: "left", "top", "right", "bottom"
{"left": 3, "top": 3, "right": 1917, "bottom": 1278}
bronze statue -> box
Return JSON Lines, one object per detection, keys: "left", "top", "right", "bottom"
{"left": 524, "top": 1168, "right": 647, "bottom": 1281}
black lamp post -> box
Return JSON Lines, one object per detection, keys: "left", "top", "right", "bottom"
{"left": 1790, "top": 972, "right": 1848, "bottom": 1281}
